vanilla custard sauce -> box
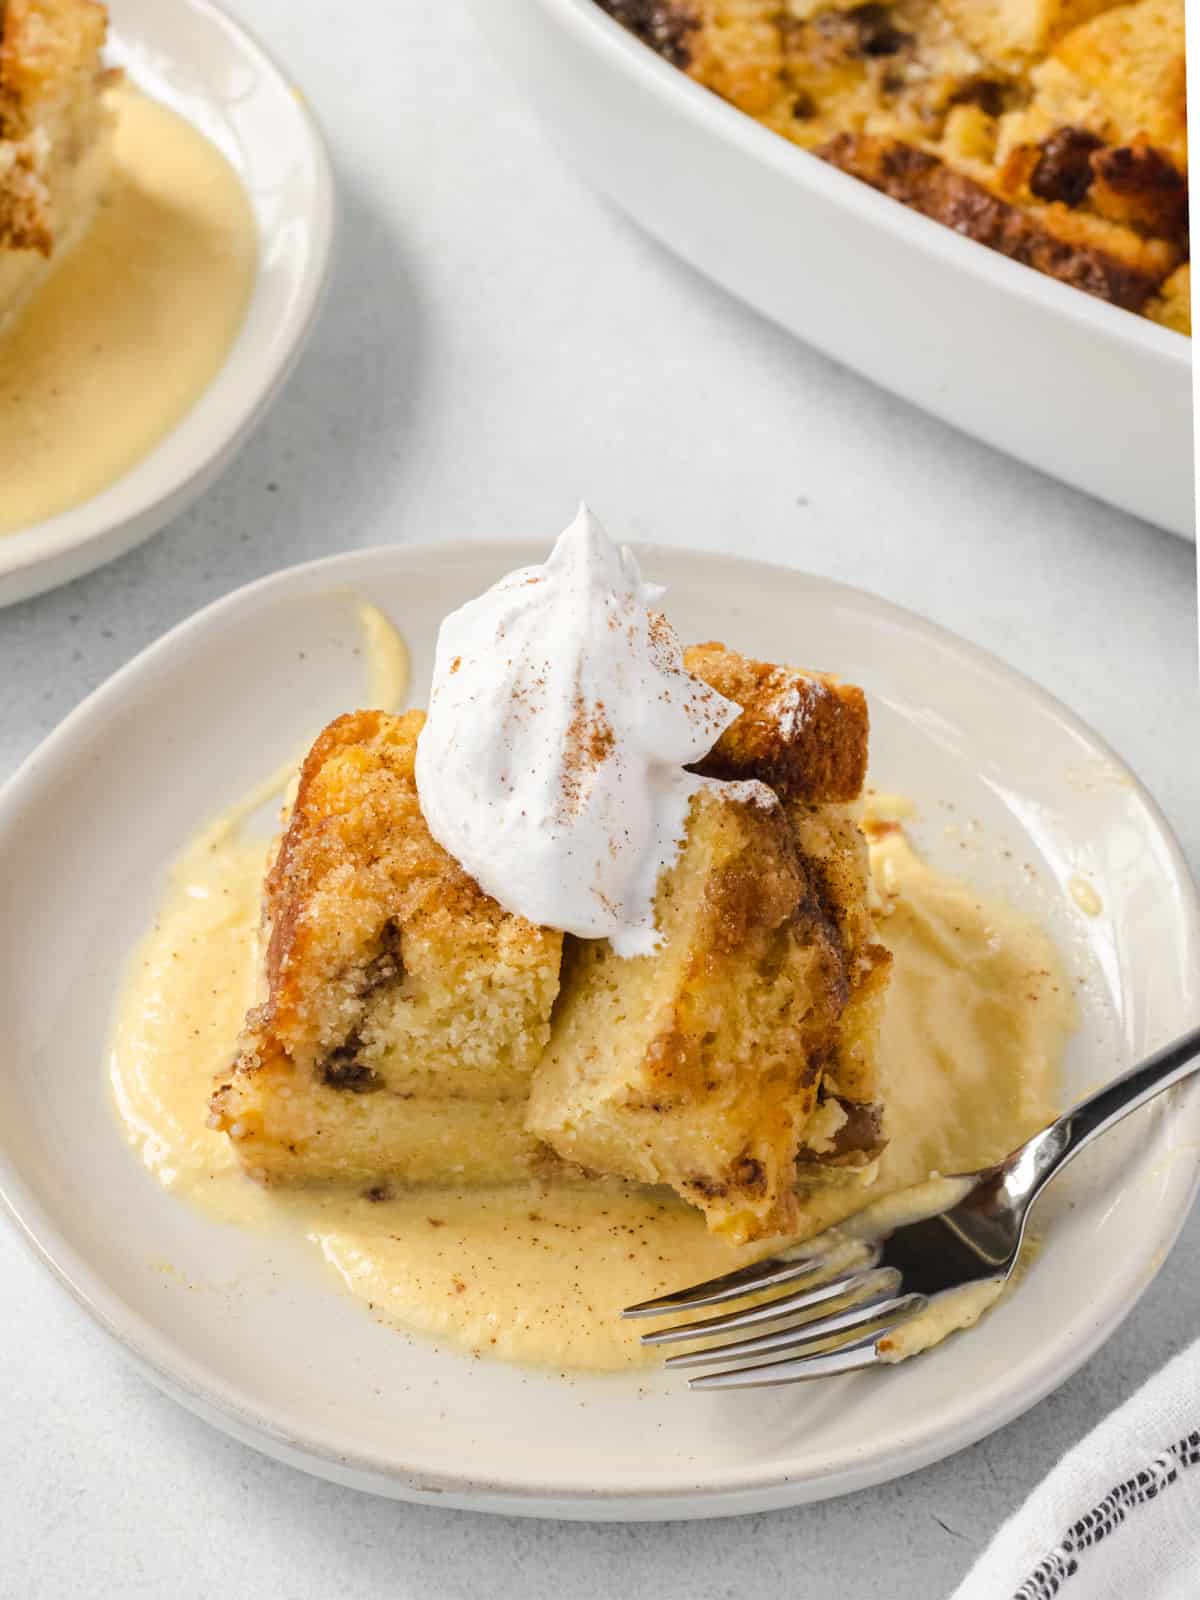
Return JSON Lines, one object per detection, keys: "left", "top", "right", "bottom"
{"left": 0, "top": 81, "right": 256, "bottom": 535}
{"left": 108, "top": 614, "right": 1077, "bottom": 1372}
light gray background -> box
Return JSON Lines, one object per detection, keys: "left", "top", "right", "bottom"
{"left": 1, "top": 5, "right": 1197, "bottom": 1597}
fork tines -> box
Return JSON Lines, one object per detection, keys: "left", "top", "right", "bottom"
{"left": 623, "top": 1240, "right": 926, "bottom": 1389}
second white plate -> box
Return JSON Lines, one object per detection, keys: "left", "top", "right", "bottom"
{"left": 0, "top": 0, "right": 335, "bottom": 606}
{"left": 0, "top": 542, "right": 1197, "bottom": 1517}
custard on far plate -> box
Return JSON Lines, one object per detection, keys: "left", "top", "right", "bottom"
{"left": 0, "top": 79, "right": 256, "bottom": 536}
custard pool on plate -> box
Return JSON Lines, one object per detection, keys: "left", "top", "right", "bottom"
{"left": 0, "top": 0, "right": 256, "bottom": 536}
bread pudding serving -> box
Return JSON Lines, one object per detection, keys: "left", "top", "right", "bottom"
{"left": 211, "top": 508, "right": 892, "bottom": 1243}
{"left": 109, "top": 511, "right": 1076, "bottom": 1371}
{"left": 594, "top": 0, "right": 1188, "bottom": 331}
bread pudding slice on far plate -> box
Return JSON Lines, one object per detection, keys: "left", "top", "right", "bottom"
{"left": 0, "top": 0, "right": 114, "bottom": 334}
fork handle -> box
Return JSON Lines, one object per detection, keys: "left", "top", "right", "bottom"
{"left": 1021, "top": 1024, "right": 1200, "bottom": 1195}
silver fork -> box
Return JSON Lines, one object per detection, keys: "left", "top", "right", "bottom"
{"left": 623, "top": 1026, "right": 1200, "bottom": 1390}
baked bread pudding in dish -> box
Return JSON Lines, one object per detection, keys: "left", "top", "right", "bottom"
{"left": 212, "top": 511, "right": 891, "bottom": 1243}
{"left": 595, "top": 0, "right": 1188, "bottom": 330}
{"left": 0, "top": 0, "right": 113, "bottom": 333}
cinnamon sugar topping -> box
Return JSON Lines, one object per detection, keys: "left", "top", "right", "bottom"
{"left": 414, "top": 506, "right": 741, "bottom": 953}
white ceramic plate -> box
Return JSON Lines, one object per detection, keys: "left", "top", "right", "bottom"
{"left": 0, "top": 0, "right": 335, "bottom": 607}
{"left": 1, "top": 542, "right": 1197, "bottom": 1519}
{"left": 469, "top": 0, "right": 1193, "bottom": 538}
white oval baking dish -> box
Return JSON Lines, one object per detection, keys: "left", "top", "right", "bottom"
{"left": 470, "top": 0, "right": 1194, "bottom": 538}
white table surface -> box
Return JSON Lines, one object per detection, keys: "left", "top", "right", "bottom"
{"left": 1, "top": 4, "right": 1197, "bottom": 1596}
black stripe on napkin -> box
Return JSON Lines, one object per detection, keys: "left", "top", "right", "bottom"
{"left": 1013, "top": 1429, "right": 1200, "bottom": 1598}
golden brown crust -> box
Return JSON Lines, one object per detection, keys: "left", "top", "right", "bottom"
{"left": 684, "top": 641, "right": 869, "bottom": 803}
{"left": 1002, "top": 127, "right": 1187, "bottom": 244}
{"left": 0, "top": 144, "right": 51, "bottom": 254}
{"left": 596, "top": 0, "right": 698, "bottom": 65}
{"left": 1085, "top": 141, "right": 1187, "bottom": 241}
{"left": 1, "top": 0, "right": 107, "bottom": 129}
{"left": 818, "top": 132, "right": 1166, "bottom": 310}
{"left": 252, "top": 710, "right": 556, "bottom": 1067}
{"left": 1, "top": 0, "right": 103, "bottom": 108}
{"left": 1047, "top": 0, "right": 1185, "bottom": 170}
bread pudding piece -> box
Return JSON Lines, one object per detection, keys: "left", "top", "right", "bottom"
{"left": 682, "top": 640, "right": 868, "bottom": 803}
{"left": 527, "top": 783, "right": 850, "bottom": 1242}
{"left": 684, "top": 642, "right": 892, "bottom": 1178}
{"left": 531, "top": 642, "right": 890, "bottom": 1240}
{"left": 593, "top": 0, "right": 1188, "bottom": 329}
{"left": 209, "top": 710, "right": 564, "bottom": 1186}
{"left": 0, "top": 0, "right": 114, "bottom": 333}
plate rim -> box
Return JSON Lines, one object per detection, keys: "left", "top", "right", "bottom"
{"left": 1, "top": 539, "right": 1198, "bottom": 1517}
{"left": 0, "top": 0, "right": 337, "bottom": 602}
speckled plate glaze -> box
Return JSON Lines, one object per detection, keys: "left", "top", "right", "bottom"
{"left": 0, "top": 543, "right": 1197, "bottom": 1518}
{"left": 0, "top": 0, "right": 335, "bottom": 607}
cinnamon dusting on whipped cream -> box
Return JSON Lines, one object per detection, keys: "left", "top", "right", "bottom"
{"left": 414, "top": 506, "right": 743, "bottom": 954}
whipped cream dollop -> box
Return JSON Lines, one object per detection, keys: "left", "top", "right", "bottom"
{"left": 414, "top": 506, "right": 742, "bottom": 955}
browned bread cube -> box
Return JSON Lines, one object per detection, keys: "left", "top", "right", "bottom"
{"left": 684, "top": 640, "right": 869, "bottom": 803}
{"left": 528, "top": 784, "right": 850, "bottom": 1242}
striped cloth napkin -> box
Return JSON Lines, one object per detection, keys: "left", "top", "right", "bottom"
{"left": 952, "top": 1341, "right": 1200, "bottom": 1598}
